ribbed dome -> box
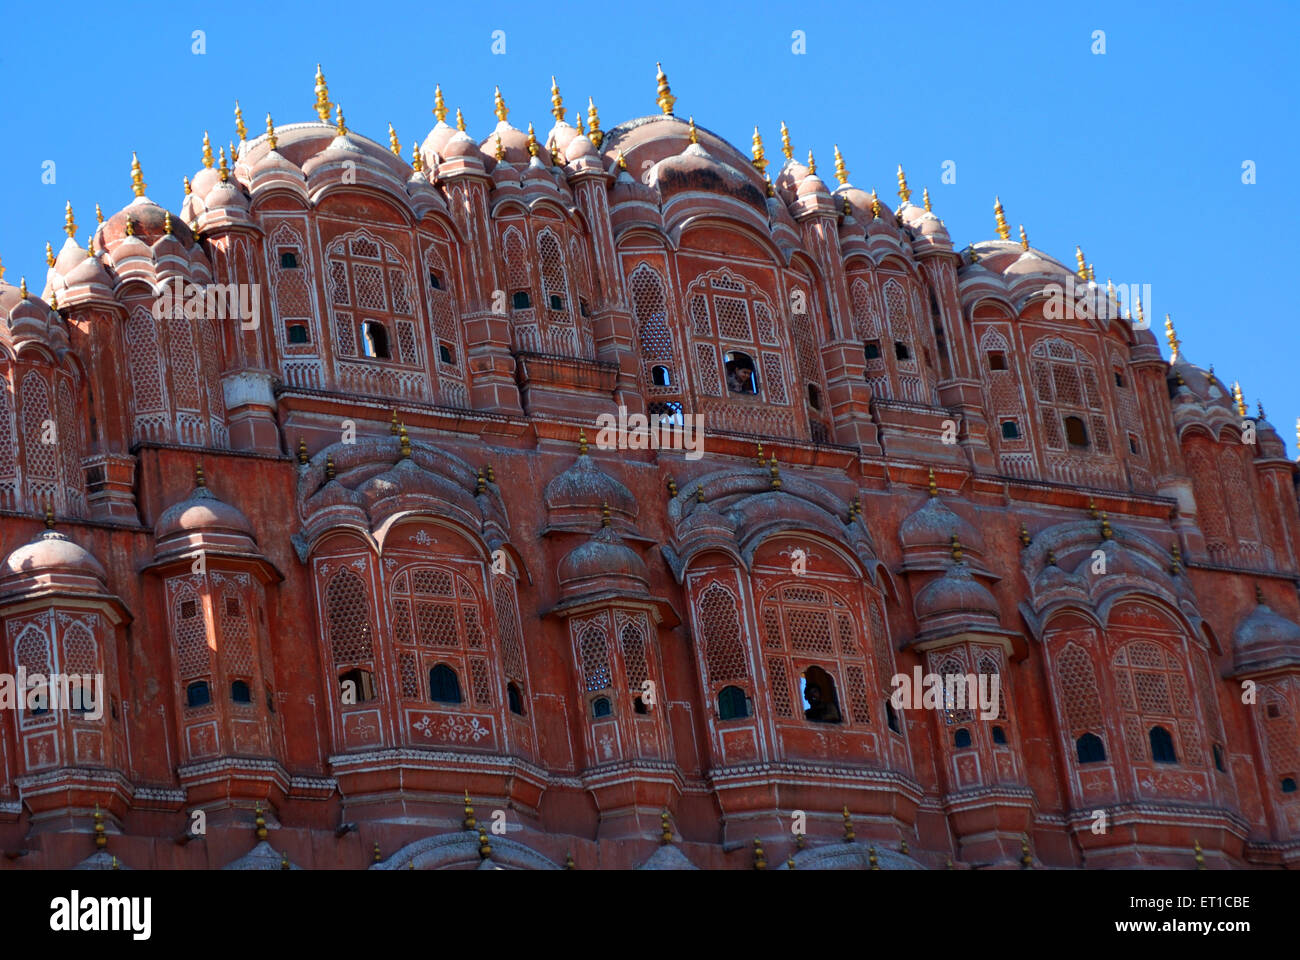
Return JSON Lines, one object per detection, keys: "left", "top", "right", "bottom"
{"left": 1232, "top": 598, "right": 1300, "bottom": 673}
{"left": 648, "top": 143, "right": 765, "bottom": 213}
{"left": 544, "top": 453, "right": 637, "bottom": 522}
{"left": 557, "top": 524, "right": 649, "bottom": 599}
{"left": 0, "top": 529, "right": 108, "bottom": 595}
{"left": 914, "top": 562, "right": 999, "bottom": 622}
{"left": 102, "top": 196, "right": 195, "bottom": 250}
{"left": 899, "top": 494, "right": 984, "bottom": 556}
{"left": 156, "top": 484, "right": 255, "bottom": 541}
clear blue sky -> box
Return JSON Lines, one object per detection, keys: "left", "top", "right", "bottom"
{"left": 2, "top": 1, "right": 1295, "bottom": 454}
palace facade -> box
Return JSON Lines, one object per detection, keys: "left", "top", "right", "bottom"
{"left": 0, "top": 66, "right": 1297, "bottom": 870}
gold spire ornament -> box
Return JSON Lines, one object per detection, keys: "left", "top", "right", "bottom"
{"left": 616, "top": 150, "right": 627, "bottom": 171}
{"left": 1020, "top": 834, "right": 1033, "bottom": 869}
{"left": 164, "top": 211, "right": 173, "bottom": 236}
{"left": 433, "top": 84, "right": 448, "bottom": 123}
{"left": 993, "top": 196, "right": 1009, "bottom": 240}
{"left": 806, "top": 149, "right": 816, "bottom": 175}
{"left": 752, "top": 127, "right": 768, "bottom": 173}
{"left": 526, "top": 122, "right": 538, "bottom": 157}
{"left": 655, "top": 62, "right": 675, "bottom": 115}
{"left": 19, "top": 276, "right": 27, "bottom": 299}
{"left": 325, "top": 454, "right": 335, "bottom": 481}
{"left": 494, "top": 134, "right": 505, "bottom": 163}
{"left": 843, "top": 806, "right": 855, "bottom": 842}
{"left": 494, "top": 86, "right": 508, "bottom": 122}
{"left": 779, "top": 120, "right": 792, "bottom": 160}
{"left": 95, "top": 203, "right": 104, "bottom": 225}
{"left": 769, "top": 455, "right": 781, "bottom": 490}
{"left": 388, "top": 123, "right": 401, "bottom": 156}
{"left": 587, "top": 97, "right": 602, "bottom": 148}
{"left": 478, "top": 826, "right": 492, "bottom": 860}
{"left": 234, "top": 100, "right": 247, "bottom": 142}
{"left": 550, "top": 75, "right": 564, "bottom": 123}
{"left": 229, "top": 139, "right": 239, "bottom": 164}
{"left": 399, "top": 423, "right": 411, "bottom": 459}
{"left": 297, "top": 437, "right": 308, "bottom": 464}
{"left": 897, "top": 164, "right": 911, "bottom": 203}
{"left": 1019, "top": 522, "right": 1031, "bottom": 547}
{"left": 660, "top": 810, "right": 673, "bottom": 845}
{"left": 1133, "top": 290, "right": 1144, "bottom": 327}
{"left": 752, "top": 837, "right": 767, "bottom": 870}
{"left": 951, "top": 534, "right": 963, "bottom": 563}
{"left": 45, "top": 242, "right": 55, "bottom": 267}
{"left": 313, "top": 64, "right": 332, "bottom": 122}
{"left": 1019, "top": 224, "right": 1028, "bottom": 250}
{"left": 202, "top": 131, "right": 214, "bottom": 169}
{"left": 574, "top": 112, "right": 584, "bottom": 135}
{"left": 828, "top": 144, "right": 847, "bottom": 185}
{"left": 1075, "top": 246, "right": 1087, "bottom": 280}
{"left": 254, "top": 803, "right": 268, "bottom": 841}
{"left": 411, "top": 141, "right": 423, "bottom": 173}
{"left": 462, "top": 790, "right": 476, "bottom": 830}
{"left": 870, "top": 188, "right": 882, "bottom": 220}
{"left": 923, "top": 187, "right": 931, "bottom": 212}
{"left": 94, "top": 804, "right": 107, "bottom": 849}
{"left": 64, "top": 201, "right": 76, "bottom": 239}
{"left": 218, "top": 147, "right": 229, "bottom": 182}
{"left": 1165, "top": 314, "right": 1180, "bottom": 362}
{"left": 1232, "top": 381, "right": 1247, "bottom": 417}
{"left": 1193, "top": 840, "right": 1205, "bottom": 870}
{"left": 928, "top": 467, "right": 938, "bottom": 496}
{"left": 130, "top": 152, "right": 146, "bottom": 197}
{"left": 868, "top": 846, "right": 879, "bottom": 870}
{"left": 687, "top": 116, "right": 698, "bottom": 145}
{"left": 48, "top": 288, "right": 58, "bottom": 310}
{"left": 456, "top": 108, "right": 466, "bottom": 132}
{"left": 265, "top": 114, "right": 278, "bottom": 151}
{"left": 334, "top": 104, "right": 347, "bottom": 136}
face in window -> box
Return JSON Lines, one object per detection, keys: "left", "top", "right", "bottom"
{"left": 724, "top": 354, "right": 757, "bottom": 395}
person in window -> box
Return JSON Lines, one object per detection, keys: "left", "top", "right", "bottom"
{"left": 726, "top": 360, "right": 755, "bottom": 394}
{"left": 803, "top": 681, "right": 841, "bottom": 723}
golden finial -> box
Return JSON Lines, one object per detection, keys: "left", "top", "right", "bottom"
{"left": 124, "top": 215, "right": 133, "bottom": 237}
{"left": 183, "top": 175, "right": 192, "bottom": 196}
{"left": 787, "top": 856, "right": 796, "bottom": 869}
{"left": 687, "top": 116, "right": 698, "bottom": 145}
{"left": 47, "top": 288, "right": 58, "bottom": 310}
{"left": 486, "top": 464, "right": 495, "bottom": 483}
{"left": 18, "top": 276, "right": 28, "bottom": 299}
{"left": 993, "top": 196, "right": 1009, "bottom": 240}
{"left": 399, "top": 423, "right": 411, "bottom": 459}
{"left": 494, "top": 134, "right": 505, "bottom": 163}
{"left": 550, "top": 75, "right": 564, "bottom": 123}
{"left": 900, "top": 838, "right": 910, "bottom": 856}
{"left": 218, "top": 146, "right": 229, "bottom": 182}
{"left": 565, "top": 852, "right": 575, "bottom": 870}
{"left": 927, "top": 467, "right": 938, "bottom": 496}
{"left": 1164, "top": 314, "right": 1179, "bottom": 362}
{"left": 696, "top": 484, "right": 705, "bottom": 503}
{"left": 526, "top": 122, "right": 538, "bottom": 157}
{"left": 389, "top": 408, "right": 400, "bottom": 435}
{"left": 765, "top": 173, "right": 775, "bottom": 198}
{"left": 1257, "top": 400, "right": 1266, "bottom": 420}
{"left": 1019, "top": 522, "right": 1031, "bottom": 548}
{"left": 313, "top": 64, "right": 331, "bottom": 123}
{"left": 1075, "top": 246, "right": 1087, "bottom": 280}
{"left": 655, "top": 62, "right": 676, "bottom": 115}
{"left": 1047, "top": 549, "right": 1058, "bottom": 566}
{"left": 1020, "top": 834, "right": 1032, "bottom": 869}
{"left": 130, "top": 152, "right": 146, "bottom": 197}
{"left": 164, "top": 211, "right": 173, "bottom": 236}
{"left": 951, "top": 534, "right": 963, "bottom": 563}
{"left": 325, "top": 455, "right": 335, "bottom": 481}
{"left": 779, "top": 120, "right": 792, "bottom": 161}
{"left": 202, "top": 130, "right": 214, "bottom": 169}
{"left": 922, "top": 187, "right": 932, "bottom": 212}
{"left": 1019, "top": 224, "right": 1028, "bottom": 250}
{"left": 830, "top": 144, "right": 848, "bottom": 185}
{"left": 234, "top": 100, "right": 247, "bottom": 142}
{"left": 43, "top": 500, "right": 54, "bottom": 528}
{"left": 411, "top": 141, "right": 423, "bottom": 173}
{"left": 373, "top": 841, "right": 382, "bottom": 863}
{"left": 265, "top": 112, "right": 278, "bottom": 150}
{"left": 870, "top": 188, "right": 882, "bottom": 220}
{"left": 476, "top": 465, "right": 486, "bottom": 494}
{"left": 752, "top": 127, "right": 768, "bottom": 173}
{"left": 897, "top": 164, "right": 911, "bottom": 203}
{"left": 616, "top": 150, "right": 627, "bottom": 171}
{"left": 433, "top": 84, "right": 448, "bottom": 123}
{"left": 63, "top": 201, "right": 77, "bottom": 239}
{"left": 1087, "top": 263, "right": 1095, "bottom": 282}
{"left": 660, "top": 810, "right": 673, "bottom": 845}
{"left": 1100, "top": 512, "right": 1113, "bottom": 540}
{"left": 842, "top": 806, "right": 855, "bottom": 842}
{"left": 769, "top": 455, "right": 781, "bottom": 490}
{"left": 0, "top": 256, "right": 4, "bottom": 282}
{"left": 666, "top": 476, "right": 677, "bottom": 498}
{"left": 1255, "top": 583, "right": 1265, "bottom": 605}
{"left": 86, "top": 234, "right": 94, "bottom": 258}
{"left": 388, "top": 123, "right": 401, "bottom": 156}
{"left": 455, "top": 108, "right": 466, "bottom": 132}
{"left": 868, "top": 846, "right": 880, "bottom": 870}
{"left": 796, "top": 832, "right": 805, "bottom": 849}
{"left": 493, "top": 85, "right": 508, "bottom": 122}
{"left": 297, "top": 437, "right": 308, "bottom": 465}
{"left": 282, "top": 851, "right": 290, "bottom": 870}
{"left": 478, "top": 826, "right": 491, "bottom": 860}
{"left": 967, "top": 244, "right": 978, "bottom": 264}
{"left": 462, "top": 790, "right": 476, "bottom": 830}
{"left": 574, "top": 112, "right": 584, "bottom": 135}
{"left": 45, "top": 242, "right": 55, "bottom": 267}
{"left": 1171, "top": 542, "right": 1182, "bottom": 574}
{"left": 254, "top": 803, "right": 267, "bottom": 841}
{"left": 587, "top": 97, "right": 603, "bottom": 148}
{"left": 1087, "top": 497, "right": 1099, "bottom": 519}
{"left": 1193, "top": 839, "right": 1205, "bottom": 870}
{"left": 193, "top": 461, "right": 206, "bottom": 488}
{"left": 601, "top": 501, "right": 611, "bottom": 528}
{"left": 752, "top": 837, "right": 767, "bottom": 870}
{"left": 578, "top": 429, "right": 588, "bottom": 455}
{"left": 1232, "top": 381, "right": 1247, "bottom": 417}
{"left": 95, "top": 203, "right": 104, "bottom": 225}
{"left": 94, "top": 803, "right": 107, "bottom": 849}
{"left": 334, "top": 104, "right": 347, "bottom": 137}
{"left": 806, "top": 149, "right": 816, "bottom": 175}
{"left": 755, "top": 441, "right": 765, "bottom": 465}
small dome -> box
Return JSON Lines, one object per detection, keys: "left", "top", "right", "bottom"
{"left": 421, "top": 120, "right": 460, "bottom": 161}
{"left": 443, "top": 131, "right": 485, "bottom": 161}
{"left": 648, "top": 143, "right": 765, "bottom": 213}
{"left": 914, "top": 562, "right": 999, "bottom": 622}
{"left": 796, "top": 173, "right": 830, "bottom": 199}
{"left": 1, "top": 529, "right": 108, "bottom": 594}
{"left": 102, "top": 196, "right": 194, "bottom": 250}
{"left": 564, "top": 133, "right": 598, "bottom": 161}
{"left": 156, "top": 483, "right": 255, "bottom": 541}
{"left": 1232, "top": 597, "right": 1300, "bottom": 673}
{"left": 544, "top": 452, "right": 637, "bottom": 524}
{"left": 557, "top": 524, "right": 650, "bottom": 599}
{"left": 899, "top": 494, "right": 985, "bottom": 556}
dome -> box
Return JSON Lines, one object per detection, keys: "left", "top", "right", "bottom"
{"left": 0, "top": 528, "right": 108, "bottom": 595}
{"left": 899, "top": 493, "right": 985, "bottom": 556}
{"left": 914, "top": 562, "right": 999, "bottom": 622}
{"left": 564, "top": 133, "right": 598, "bottom": 162}
{"left": 796, "top": 172, "right": 830, "bottom": 199}
{"left": 557, "top": 524, "right": 650, "bottom": 599}
{"left": 155, "top": 483, "right": 255, "bottom": 542}
{"left": 421, "top": 120, "right": 459, "bottom": 161}
{"left": 1232, "top": 596, "right": 1300, "bottom": 673}
{"left": 648, "top": 143, "right": 765, "bottom": 213}
{"left": 480, "top": 121, "right": 546, "bottom": 168}
{"left": 102, "top": 196, "right": 195, "bottom": 250}
{"left": 544, "top": 452, "right": 637, "bottom": 526}
{"left": 442, "top": 131, "right": 485, "bottom": 161}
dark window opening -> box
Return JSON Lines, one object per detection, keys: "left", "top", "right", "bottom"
{"left": 339, "top": 668, "right": 377, "bottom": 704}
{"left": 548, "top": 293, "right": 564, "bottom": 311}
{"left": 512, "top": 290, "right": 531, "bottom": 310}
{"left": 1128, "top": 435, "right": 1139, "bottom": 455}
{"left": 267, "top": 689, "right": 276, "bottom": 713}
{"left": 181, "top": 600, "right": 197, "bottom": 619}
{"left": 69, "top": 681, "right": 95, "bottom": 715}
{"left": 186, "top": 681, "right": 211, "bottom": 709}
{"left": 633, "top": 695, "right": 648, "bottom": 715}
{"left": 429, "top": 664, "right": 462, "bottom": 704}
{"left": 1114, "top": 370, "right": 1125, "bottom": 388}
{"left": 279, "top": 250, "right": 299, "bottom": 269}
{"left": 988, "top": 351, "right": 1008, "bottom": 371}
{"left": 954, "top": 727, "right": 972, "bottom": 748}
{"left": 429, "top": 271, "right": 442, "bottom": 290}
{"left": 647, "top": 400, "right": 684, "bottom": 426}
{"left": 885, "top": 701, "right": 901, "bottom": 734}
{"left": 724, "top": 352, "right": 758, "bottom": 395}
{"left": 591, "top": 696, "right": 612, "bottom": 718}
{"left": 651, "top": 364, "right": 672, "bottom": 387}
{"left": 894, "top": 341, "right": 911, "bottom": 361}
{"left": 717, "top": 685, "right": 751, "bottom": 721}
{"left": 579, "top": 299, "right": 590, "bottom": 318}
{"left": 992, "top": 725, "right": 1008, "bottom": 745}
{"left": 1267, "top": 703, "right": 1282, "bottom": 719}
{"left": 231, "top": 680, "right": 252, "bottom": 703}
{"left": 1064, "top": 415, "right": 1089, "bottom": 448}
{"left": 1283, "top": 777, "right": 1298, "bottom": 794}
{"left": 1000, "top": 420, "right": 1021, "bottom": 440}
{"left": 439, "top": 342, "right": 454, "bottom": 365}
{"left": 807, "top": 383, "right": 822, "bottom": 410}
{"left": 800, "top": 666, "right": 842, "bottom": 724}
{"left": 929, "top": 287, "right": 942, "bottom": 319}
{"left": 1149, "top": 725, "right": 1177, "bottom": 764}
{"left": 361, "top": 320, "right": 390, "bottom": 359}
{"left": 287, "top": 323, "right": 309, "bottom": 344}
{"left": 225, "top": 596, "right": 240, "bottom": 616}
{"left": 507, "top": 682, "right": 524, "bottom": 716}
{"left": 1213, "top": 743, "right": 1226, "bottom": 773}
{"left": 864, "top": 340, "right": 881, "bottom": 361}
{"left": 1076, "top": 732, "right": 1106, "bottom": 764}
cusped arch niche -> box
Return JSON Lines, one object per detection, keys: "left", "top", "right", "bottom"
{"left": 371, "top": 831, "right": 561, "bottom": 870}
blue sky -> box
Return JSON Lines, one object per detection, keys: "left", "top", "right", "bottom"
{"left": 2, "top": 1, "right": 1296, "bottom": 454}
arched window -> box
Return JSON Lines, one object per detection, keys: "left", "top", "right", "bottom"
{"left": 1283, "top": 777, "right": 1298, "bottom": 794}
{"left": 1213, "top": 743, "right": 1226, "bottom": 773}
{"left": 339, "top": 668, "right": 376, "bottom": 703}
{"left": 1063, "top": 415, "right": 1089, "bottom": 448}
{"left": 361, "top": 320, "right": 390, "bottom": 359}
{"left": 1149, "top": 725, "right": 1177, "bottom": 764}
{"left": 1076, "top": 732, "right": 1106, "bottom": 763}
{"left": 954, "top": 728, "right": 972, "bottom": 748}
{"left": 230, "top": 680, "right": 252, "bottom": 703}
{"left": 187, "top": 680, "right": 211, "bottom": 708}
{"left": 800, "top": 665, "right": 842, "bottom": 724}
{"left": 885, "top": 700, "right": 901, "bottom": 733}
{"left": 429, "top": 664, "right": 462, "bottom": 704}
{"left": 651, "top": 365, "right": 672, "bottom": 387}
{"left": 724, "top": 351, "right": 758, "bottom": 395}
{"left": 1029, "top": 337, "right": 1109, "bottom": 455}
{"left": 390, "top": 564, "right": 492, "bottom": 708}
{"left": 717, "top": 685, "right": 751, "bottom": 721}
{"left": 591, "top": 696, "right": 612, "bottom": 718}
{"left": 507, "top": 682, "right": 524, "bottom": 716}
{"left": 287, "top": 323, "right": 309, "bottom": 344}
{"left": 807, "top": 383, "right": 822, "bottom": 410}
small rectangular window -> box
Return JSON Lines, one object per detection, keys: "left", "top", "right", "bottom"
{"left": 1114, "top": 370, "right": 1125, "bottom": 388}
{"left": 864, "top": 340, "right": 881, "bottom": 361}
{"left": 1000, "top": 420, "right": 1020, "bottom": 440}
{"left": 894, "top": 341, "right": 911, "bottom": 361}
{"left": 1128, "top": 435, "right": 1139, "bottom": 455}
{"left": 438, "top": 342, "right": 454, "bottom": 365}
{"left": 181, "top": 600, "right": 197, "bottom": 619}
{"left": 279, "top": 250, "right": 299, "bottom": 269}
{"left": 579, "top": 299, "right": 590, "bottom": 318}
{"left": 548, "top": 293, "right": 564, "bottom": 311}
{"left": 287, "top": 323, "right": 310, "bottom": 344}
{"left": 512, "top": 290, "right": 531, "bottom": 310}
{"left": 429, "top": 271, "right": 442, "bottom": 290}
{"left": 988, "top": 351, "right": 1007, "bottom": 371}
{"left": 225, "top": 596, "right": 240, "bottom": 616}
